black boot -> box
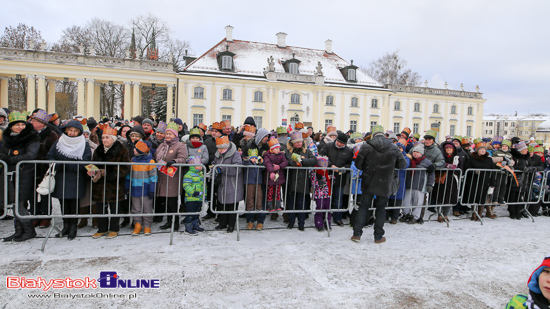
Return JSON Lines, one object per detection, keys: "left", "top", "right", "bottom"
{"left": 120, "top": 217, "right": 130, "bottom": 228}
{"left": 159, "top": 219, "right": 173, "bottom": 230}
{"left": 3, "top": 219, "right": 23, "bottom": 242}
{"left": 67, "top": 222, "right": 77, "bottom": 240}
{"left": 14, "top": 220, "right": 36, "bottom": 242}
{"left": 173, "top": 217, "right": 180, "bottom": 231}
{"left": 56, "top": 221, "right": 70, "bottom": 238}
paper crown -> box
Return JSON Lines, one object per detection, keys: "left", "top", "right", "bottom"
{"left": 386, "top": 130, "right": 393, "bottom": 135}
{"left": 536, "top": 140, "right": 543, "bottom": 146}
{"left": 276, "top": 126, "right": 287, "bottom": 134}
{"left": 82, "top": 125, "right": 90, "bottom": 133}
{"left": 156, "top": 121, "right": 167, "bottom": 133}
{"left": 103, "top": 126, "right": 118, "bottom": 136}
{"left": 528, "top": 145, "right": 535, "bottom": 152}
{"left": 290, "top": 131, "right": 303, "bottom": 143}
{"left": 317, "top": 156, "right": 329, "bottom": 167}
{"left": 294, "top": 122, "right": 304, "bottom": 129}
{"left": 244, "top": 124, "right": 256, "bottom": 134}
{"left": 222, "top": 120, "right": 231, "bottom": 127}
{"left": 326, "top": 126, "right": 336, "bottom": 133}
{"left": 453, "top": 136, "right": 462, "bottom": 141}
{"left": 461, "top": 137, "right": 470, "bottom": 145}
{"left": 372, "top": 125, "right": 384, "bottom": 134}
{"left": 48, "top": 113, "right": 59, "bottom": 123}
{"left": 534, "top": 145, "right": 544, "bottom": 153}
{"left": 248, "top": 148, "right": 259, "bottom": 158}
{"left": 187, "top": 155, "right": 202, "bottom": 165}
{"left": 402, "top": 127, "right": 411, "bottom": 135}
{"left": 212, "top": 122, "right": 224, "bottom": 131}
{"left": 78, "top": 118, "right": 87, "bottom": 125}
{"left": 215, "top": 136, "right": 230, "bottom": 146}
{"left": 268, "top": 137, "right": 280, "bottom": 149}
{"left": 301, "top": 129, "right": 309, "bottom": 138}
{"left": 189, "top": 127, "right": 201, "bottom": 137}
{"left": 493, "top": 136, "right": 504, "bottom": 144}
{"left": 167, "top": 122, "right": 179, "bottom": 132}
{"left": 473, "top": 138, "right": 482, "bottom": 144}
{"left": 515, "top": 142, "right": 527, "bottom": 151}
{"left": 412, "top": 133, "right": 420, "bottom": 139}
{"left": 398, "top": 138, "right": 408, "bottom": 147}
{"left": 425, "top": 130, "right": 437, "bottom": 139}
{"left": 32, "top": 110, "right": 51, "bottom": 124}
{"left": 350, "top": 132, "right": 362, "bottom": 140}
{"left": 8, "top": 111, "right": 26, "bottom": 123}
{"left": 135, "top": 141, "right": 150, "bottom": 153}
{"left": 502, "top": 140, "right": 512, "bottom": 147}
{"left": 198, "top": 123, "right": 208, "bottom": 132}
{"left": 98, "top": 123, "right": 109, "bottom": 131}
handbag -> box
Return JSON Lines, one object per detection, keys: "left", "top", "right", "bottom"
{"left": 36, "top": 163, "right": 56, "bottom": 196}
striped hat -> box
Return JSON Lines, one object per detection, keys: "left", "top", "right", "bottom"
{"left": 268, "top": 137, "right": 280, "bottom": 150}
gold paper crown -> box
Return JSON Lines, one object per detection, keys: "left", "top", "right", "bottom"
{"left": 402, "top": 127, "right": 411, "bottom": 135}
{"left": 216, "top": 136, "right": 229, "bottom": 146}
{"left": 222, "top": 120, "right": 231, "bottom": 127}
{"left": 103, "top": 126, "right": 118, "bottom": 136}
{"left": 8, "top": 111, "right": 26, "bottom": 123}
{"left": 326, "top": 126, "right": 336, "bottom": 133}
{"left": 135, "top": 141, "right": 150, "bottom": 153}
{"left": 198, "top": 123, "right": 208, "bottom": 131}
{"left": 212, "top": 122, "right": 224, "bottom": 130}
{"left": 244, "top": 125, "right": 256, "bottom": 133}
{"left": 167, "top": 122, "right": 179, "bottom": 131}
{"left": 294, "top": 122, "right": 304, "bottom": 129}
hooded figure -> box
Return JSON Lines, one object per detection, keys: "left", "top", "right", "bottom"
{"left": 506, "top": 255, "right": 550, "bottom": 309}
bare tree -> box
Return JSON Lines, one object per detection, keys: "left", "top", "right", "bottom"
{"left": 364, "top": 50, "right": 422, "bottom": 86}
{"left": 53, "top": 25, "right": 92, "bottom": 53}
{"left": 163, "top": 39, "right": 193, "bottom": 71}
{"left": 87, "top": 18, "right": 130, "bottom": 57}
{"left": 0, "top": 23, "right": 44, "bottom": 49}
{"left": 130, "top": 13, "right": 171, "bottom": 59}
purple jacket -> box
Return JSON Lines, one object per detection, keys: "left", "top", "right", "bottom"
{"left": 263, "top": 151, "right": 289, "bottom": 186}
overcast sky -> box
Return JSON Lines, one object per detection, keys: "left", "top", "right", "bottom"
{"left": 2, "top": 0, "right": 549, "bottom": 116}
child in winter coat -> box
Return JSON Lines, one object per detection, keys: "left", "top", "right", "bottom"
{"left": 401, "top": 144, "right": 435, "bottom": 224}
{"left": 388, "top": 142, "right": 410, "bottom": 224}
{"left": 243, "top": 148, "right": 264, "bottom": 230}
{"left": 126, "top": 141, "right": 157, "bottom": 236}
{"left": 310, "top": 156, "right": 332, "bottom": 231}
{"left": 182, "top": 156, "right": 206, "bottom": 235}
{"left": 506, "top": 255, "right": 550, "bottom": 308}
{"left": 263, "top": 138, "right": 288, "bottom": 212}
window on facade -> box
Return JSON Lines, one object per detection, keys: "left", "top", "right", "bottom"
{"left": 370, "top": 121, "right": 377, "bottom": 132}
{"left": 253, "top": 91, "right": 263, "bottom": 102}
{"left": 467, "top": 106, "right": 473, "bottom": 115}
{"left": 290, "top": 115, "right": 300, "bottom": 126}
{"left": 434, "top": 104, "right": 439, "bottom": 113}
{"left": 222, "top": 115, "right": 232, "bottom": 122}
{"left": 326, "top": 96, "right": 334, "bottom": 106}
{"left": 393, "top": 122, "right": 400, "bottom": 133}
{"left": 289, "top": 63, "right": 299, "bottom": 74}
{"left": 253, "top": 116, "right": 263, "bottom": 129}
{"left": 222, "top": 88, "right": 232, "bottom": 100}
{"left": 413, "top": 123, "right": 419, "bottom": 134}
{"left": 194, "top": 87, "right": 204, "bottom": 99}
{"left": 371, "top": 99, "right": 378, "bottom": 108}
{"left": 350, "top": 120, "right": 357, "bottom": 132}
{"left": 394, "top": 101, "right": 401, "bottom": 110}
{"left": 451, "top": 105, "right": 457, "bottom": 114}
{"left": 348, "top": 69, "right": 356, "bottom": 81}
{"left": 505, "top": 122, "right": 508, "bottom": 126}
{"left": 193, "top": 114, "right": 203, "bottom": 127}
{"left": 504, "top": 130, "right": 508, "bottom": 135}
{"left": 467, "top": 126, "right": 472, "bottom": 137}
{"left": 291, "top": 93, "right": 300, "bottom": 104}
{"left": 450, "top": 125, "right": 455, "bottom": 136}
{"left": 222, "top": 56, "right": 232, "bottom": 70}
{"left": 351, "top": 97, "right": 358, "bottom": 107}
{"left": 512, "top": 123, "right": 515, "bottom": 127}
{"left": 414, "top": 102, "right": 421, "bottom": 112}
{"left": 325, "top": 119, "right": 333, "bottom": 130}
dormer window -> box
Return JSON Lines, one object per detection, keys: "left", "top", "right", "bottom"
{"left": 283, "top": 53, "right": 301, "bottom": 74}
{"left": 348, "top": 69, "right": 356, "bottom": 81}
{"left": 340, "top": 60, "right": 358, "bottom": 82}
{"left": 216, "top": 45, "right": 235, "bottom": 72}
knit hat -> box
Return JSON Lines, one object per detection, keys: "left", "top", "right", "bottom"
{"left": 317, "top": 156, "right": 329, "bottom": 167}
{"left": 326, "top": 126, "right": 337, "bottom": 137}
{"left": 336, "top": 131, "right": 349, "bottom": 144}
{"left": 133, "top": 116, "right": 145, "bottom": 125}
{"left": 444, "top": 143, "right": 455, "bottom": 150}
{"left": 142, "top": 118, "right": 154, "bottom": 127}
{"left": 350, "top": 132, "right": 362, "bottom": 140}
{"left": 527, "top": 254, "right": 550, "bottom": 295}
{"left": 401, "top": 127, "right": 411, "bottom": 137}
{"left": 187, "top": 156, "right": 202, "bottom": 165}
{"left": 424, "top": 129, "right": 437, "bottom": 140}
{"left": 198, "top": 123, "right": 208, "bottom": 132}
{"left": 276, "top": 126, "right": 287, "bottom": 134}
{"left": 268, "top": 137, "right": 280, "bottom": 150}
{"left": 135, "top": 140, "right": 151, "bottom": 154}
{"left": 255, "top": 128, "right": 270, "bottom": 146}
{"left": 294, "top": 122, "right": 304, "bottom": 130}
{"left": 372, "top": 125, "right": 384, "bottom": 135}
{"left": 173, "top": 118, "right": 184, "bottom": 127}
{"left": 243, "top": 124, "right": 256, "bottom": 138}
{"left": 212, "top": 122, "right": 224, "bottom": 131}
{"left": 412, "top": 144, "right": 425, "bottom": 155}
{"left": 156, "top": 121, "right": 167, "bottom": 133}
{"left": 534, "top": 145, "right": 544, "bottom": 153}
{"left": 216, "top": 136, "right": 230, "bottom": 149}
{"left": 395, "top": 142, "right": 405, "bottom": 152}
{"left": 445, "top": 135, "right": 451, "bottom": 140}
{"left": 166, "top": 122, "right": 179, "bottom": 137}
{"left": 31, "top": 110, "right": 51, "bottom": 124}
{"left": 83, "top": 125, "right": 90, "bottom": 134}
{"left": 290, "top": 131, "right": 303, "bottom": 143}
{"left": 189, "top": 127, "right": 201, "bottom": 138}
{"left": 87, "top": 118, "right": 97, "bottom": 130}
{"left": 388, "top": 133, "right": 398, "bottom": 141}
{"left": 8, "top": 111, "right": 27, "bottom": 126}
{"left": 502, "top": 140, "right": 512, "bottom": 148}
{"left": 248, "top": 148, "right": 259, "bottom": 159}
{"left": 492, "top": 136, "right": 503, "bottom": 145}
{"left": 48, "top": 113, "right": 59, "bottom": 123}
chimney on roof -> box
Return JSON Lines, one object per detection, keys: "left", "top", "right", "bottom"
{"left": 276, "top": 32, "right": 287, "bottom": 48}
{"left": 325, "top": 39, "right": 333, "bottom": 54}
{"left": 225, "top": 25, "right": 234, "bottom": 42}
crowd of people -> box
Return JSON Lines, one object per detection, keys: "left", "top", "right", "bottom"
{"left": 0, "top": 108, "right": 548, "bottom": 244}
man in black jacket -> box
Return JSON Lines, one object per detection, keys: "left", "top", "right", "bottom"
{"left": 319, "top": 131, "right": 353, "bottom": 226}
{"left": 352, "top": 125, "right": 407, "bottom": 243}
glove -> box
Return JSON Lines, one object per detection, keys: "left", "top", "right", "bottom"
{"left": 148, "top": 192, "right": 155, "bottom": 200}
{"left": 192, "top": 191, "right": 202, "bottom": 197}
{"left": 270, "top": 172, "right": 276, "bottom": 181}
{"left": 426, "top": 186, "right": 433, "bottom": 193}
{"left": 215, "top": 167, "right": 222, "bottom": 175}
{"left": 166, "top": 160, "right": 176, "bottom": 168}
{"left": 291, "top": 153, "right": 302, "bottom": 163}
{"left": 427, "top": 165, "right": 435, "bottom": 174}
{"left": 273, "top": 165, "right": 280, "bottom": 171}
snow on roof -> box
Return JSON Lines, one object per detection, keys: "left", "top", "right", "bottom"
{"left": 537, "top": 119, "right": 550, "bottom": 132}
{"left": 183, "top": 38, "right": 383, "bottom": 87}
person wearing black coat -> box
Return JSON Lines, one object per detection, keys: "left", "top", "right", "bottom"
{"left": 1, "top": 113, "right": 40, "bottom": 242}
{"left": 352, "top": 127, "right": 407, "bottom": 243}
{"left": 463, "top": 142, "right": 496, "bottom": 221}
{"left": 319, "top": 131, "right": 354, "bottom": 226}
{"left": 46, "top": 120, "right": 92, "bottom": 240}
{"left": 509, "top": 143, "right": 540, "bottom": 219}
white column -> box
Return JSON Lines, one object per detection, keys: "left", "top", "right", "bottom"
{"left": 94, "top": 82, "right": 101, "bottom": 119}
{"left": 166, "top": 84, "right": 174, "bottom": 122}
{"left": 132, "top": 82, "right": 141, "bottom": 117}
{"left": 123, "top": 81, "right": 132, "bottom": 120}
{"left": 36, "top": 75, "right": 47, "bottom": 111}
{"left": 0, "top": 77, "right": 8, "bottom": 109}
{"left": 26, "top": 75, "right": 36, "bottom": 112}
{"left": 47, "top": 79, "right": 56, "bottom": 113}
{"left": 77, "top": 78, "right": 86, "bottom": 116}
{"left": 86, "top": 79, "right": 95, "bottom": 118}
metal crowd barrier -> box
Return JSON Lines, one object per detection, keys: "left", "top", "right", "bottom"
{"left": 209, "top": 164, "right": 352, "bottom": 240}
{"left": 14, "top": 160, "right": 206, "bottom": 251}
{"left": 0, "top": 160, "right": 9, "bottom": 220}
{"left": 542, "top": 171, "right": 550, "bottom": 216}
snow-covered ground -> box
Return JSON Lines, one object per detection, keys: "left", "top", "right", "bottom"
{"left": 0, "top": 206, "right": 548, "bottom": 309}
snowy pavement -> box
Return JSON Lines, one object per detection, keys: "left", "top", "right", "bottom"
{"left": 0, "top": 207, "right": 548, "bottom": 308}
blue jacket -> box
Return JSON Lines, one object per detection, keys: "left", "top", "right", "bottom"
{"left": 125, "top": 153, "right": 157, "bottom": 198}
{"left": 390, "top": 151, "right": 411, "bottom": 200}
{"left": 242, "top": 159, "right": 263, "bottom": 185}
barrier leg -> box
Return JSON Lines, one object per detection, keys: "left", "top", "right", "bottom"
{"left": 41, "top": 217, "right": 60, "bottom": 253}
{"left": 169, "top": 215, "right": 175, "bottom": 245}
{"left": 325, "top": 214, "right": 331, "bottom": 238}
{"left": 236, "top": 216, "right": 240, "bottom": 241}
{"left": 521, "top": 205, "right": 535, "bottom": 223}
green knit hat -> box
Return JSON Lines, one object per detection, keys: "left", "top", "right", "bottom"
{"left": 276, "top": 126, "right": 287, "bottom": 134}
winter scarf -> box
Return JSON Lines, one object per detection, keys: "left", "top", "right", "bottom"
{"left": 165, "top": 136, "right": 179, "bottom": 146}
{"left": 56, "top": 134, "right": 86, "bottom": 160}
{"left": 410, "top": 155, "right": 426, "bottom": 168}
